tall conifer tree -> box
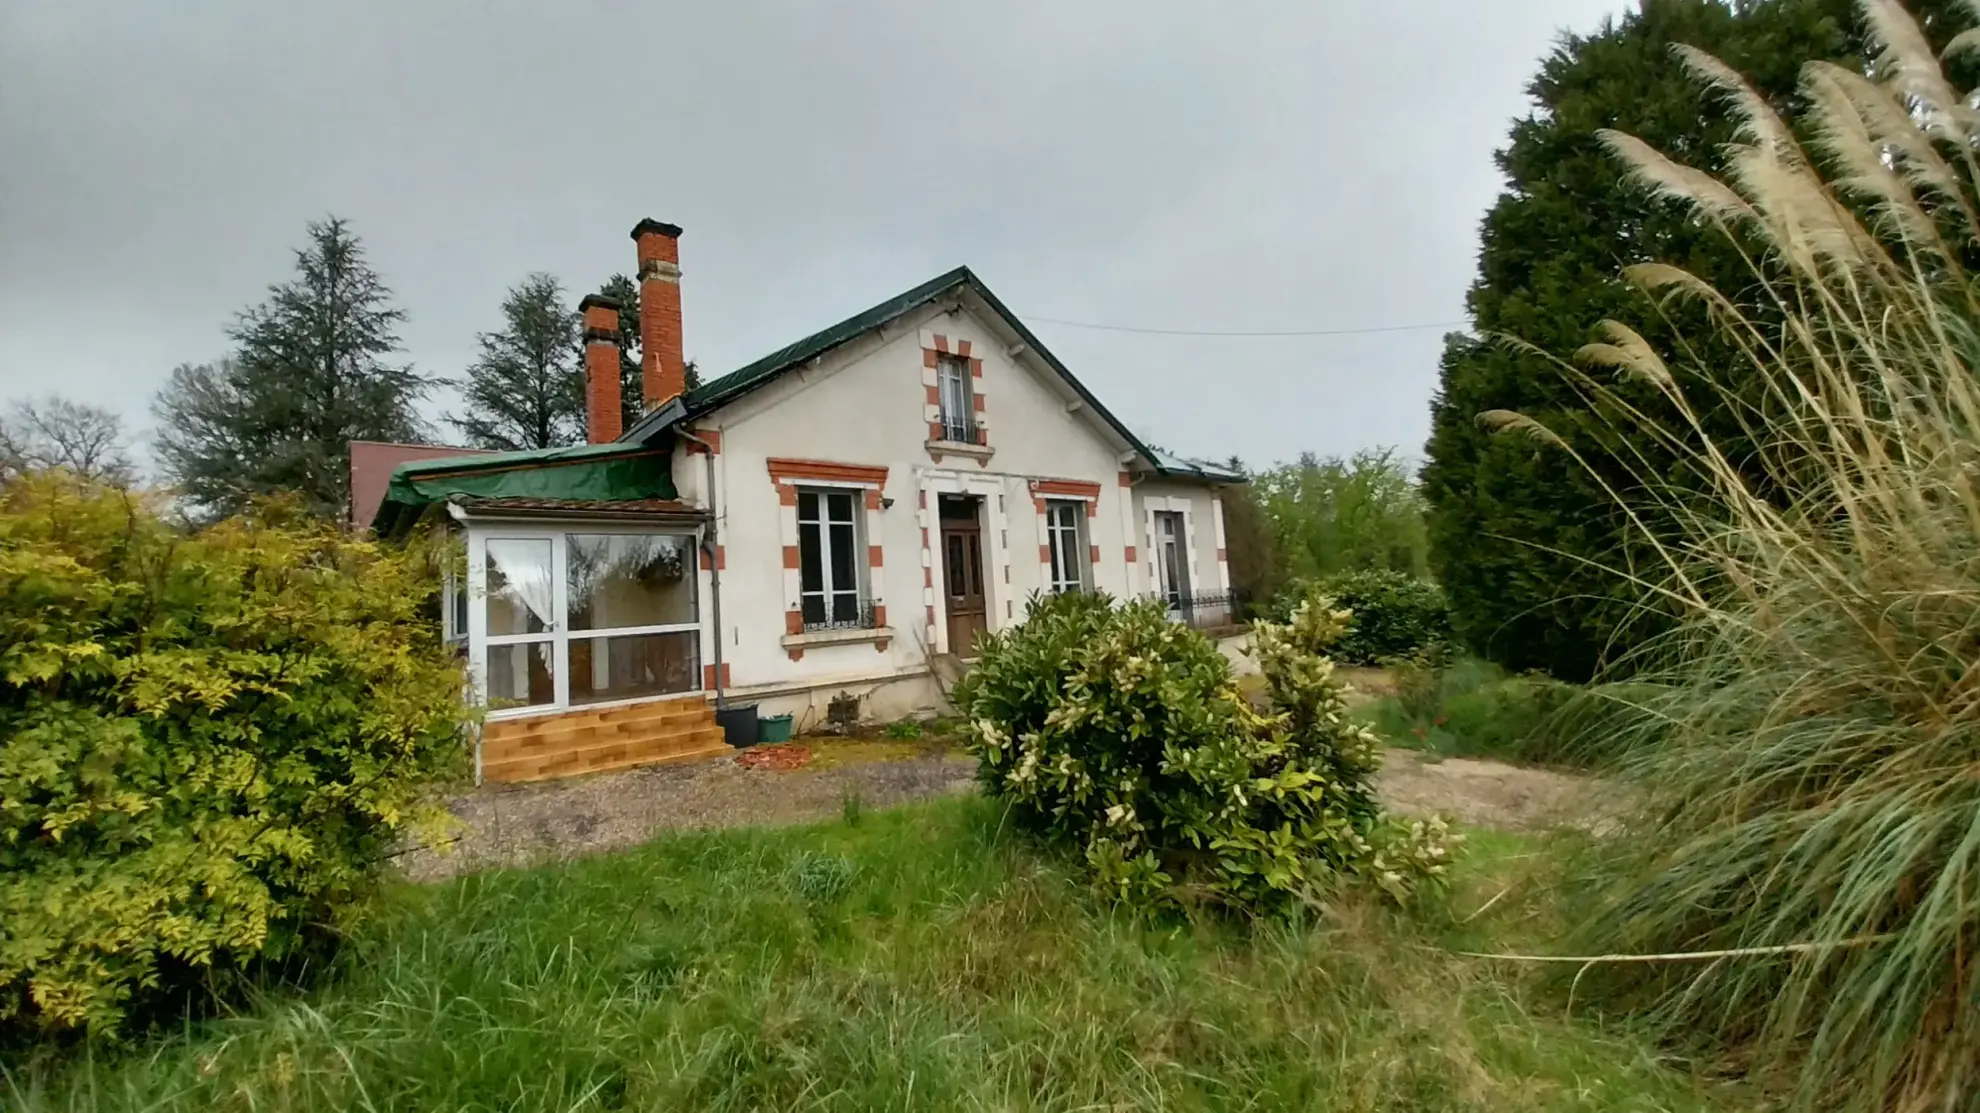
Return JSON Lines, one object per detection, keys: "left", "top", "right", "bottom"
{"left": 1422, "top": 0, "right": 1971, "bottom": 678}
{"left": 154, "top": 217, "right": 428, "bottom": 519}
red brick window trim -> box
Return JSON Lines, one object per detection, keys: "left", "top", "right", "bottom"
{"left": 767, "top": 458, "right": 890, "bottom": 486}
{"left": 1033, "top": 477, "right": 1101, "bottom": 595}
{"left": 769, "top": 458, "right": 890, "bottom": 649}
{"left": 922, "top": 330, "right": 987, "bottom": 453}
{"left": 1030, "top": 478, "right": 1101, "bottom": 501}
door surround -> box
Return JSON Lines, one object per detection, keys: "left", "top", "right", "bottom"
{"left": 939, "top": 497, "right": 988, "bottom": 657}
{"left": 915, "top": 469, "right": 1008, "bottom": 655}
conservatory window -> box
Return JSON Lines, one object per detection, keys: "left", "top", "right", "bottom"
{"left": 484, "top": 538, "right": 556, "bottom": 709}
{"left": 565, "top": 533, "right": 698, "bottom": 706}
{"left": 474, "top": 530, "right": 701, "bottom": 715}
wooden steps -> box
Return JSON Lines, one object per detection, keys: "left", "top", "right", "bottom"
{"left": 481, "top": 695, "right": 730, "bottom": 784}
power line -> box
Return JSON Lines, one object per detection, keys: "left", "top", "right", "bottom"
{"left": 1021, "top": 315, "right": 1468, "bottom": 338}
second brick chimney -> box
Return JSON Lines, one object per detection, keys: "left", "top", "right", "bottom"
{"left": 631, "top": 219, "right": 686, "bottom": 412}
{"left": 578, "top": 293, "right": 623, "bottom": 444}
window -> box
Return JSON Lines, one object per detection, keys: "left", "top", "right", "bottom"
{"left": 936, "top": 354, "right": 978, "bottom": 443}
{"left": 1155, "top": 510, "right": 1190, "bottom": 608}
{"left": 474, "top": 530, "right": 701, "bottom": 714}
{"left": 1045, "top": 499, "right": 1088, "bottom": 594}
{"left": 565, "top": 534, "right": 698, "bottom": 705}
{"left": 567, "top": 533, "right": 695, "bottom": 631}
{"left": 442, "top": 563, "right": 469, "bottom": 655}
{"left": 797, "top": 488, "right": 871, "bottom": 628}
{"left": 484, "top": 538, "right": 556, "bottom": 708}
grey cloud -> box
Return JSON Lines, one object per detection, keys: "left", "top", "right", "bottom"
{"left": 0, "top": 0, "right": 1622, "bottom": 469}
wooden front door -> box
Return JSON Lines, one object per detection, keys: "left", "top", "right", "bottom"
{"left": 940, "top": 510, "right": 988, "bottom": 655}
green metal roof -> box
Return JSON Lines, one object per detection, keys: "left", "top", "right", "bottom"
{"left": 683, "top": 266, "right": 977, "bottom": 418}
{"left": 371, "top": 439, "right": 680, "bottom": 536}
{"left": 1149, "top": 450, "right": 1247, "bottom": 485}
{"left": 621, "top": 266, "right": 1244, "bottom": 486}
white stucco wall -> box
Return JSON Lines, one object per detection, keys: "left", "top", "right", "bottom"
{"left": 451, "top": 295, "right": 1240, "bottom": 734}
{"left": 682, "top": 298, "right": 1205, "bottom": 714}
{"left": 1131, "top": 479, "right": 1231, "bottom": 601}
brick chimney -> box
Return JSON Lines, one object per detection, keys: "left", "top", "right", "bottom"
{"left": 578, "top": 293, "right": 623, "bottom": 444}
{"left": 630, "top": 219, "right": 685, "bottom": 412}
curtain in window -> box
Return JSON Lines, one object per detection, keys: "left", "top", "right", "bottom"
{"left": 485, "top": 539, "right": 555, "bottom": 635}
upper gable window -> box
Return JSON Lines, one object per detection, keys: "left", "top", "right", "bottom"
{"left": 936, "top": 354, "right": 980, "bottom": 444}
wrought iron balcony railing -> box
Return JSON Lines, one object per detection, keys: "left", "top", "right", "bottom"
{"left": 1156, "top": 589, "right": 1245, "bottom": 631}
{"left": 801, "top": 596, "right": 881, "bottom": 632}
{"left": 936, "top": 416, "right": 986, "bottom": 445}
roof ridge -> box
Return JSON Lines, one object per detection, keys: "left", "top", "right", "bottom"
{"left": 625, "top": 264, "right": 1242, "bottom": 486}
{"left": 685, "top": 265, "right": 973, "bottom": 406}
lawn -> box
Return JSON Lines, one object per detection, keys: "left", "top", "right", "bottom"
{"left": 4, "top": 798, "right": 1725, "bottom": 1112}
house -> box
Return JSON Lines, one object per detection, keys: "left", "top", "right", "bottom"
{"left": 361, "top": 219, "right": 1243, "bottom": 782}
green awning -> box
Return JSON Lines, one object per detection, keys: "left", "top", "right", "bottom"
{"left": 372, "top": 440, "right": 679, "bottom": 536}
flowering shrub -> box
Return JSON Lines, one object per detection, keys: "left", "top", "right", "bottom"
{"left": 0, "top": 473, "right": 469, "bottom": 1035}
{"left": 955, "top": 591, "right": 1456, "bottom": 912}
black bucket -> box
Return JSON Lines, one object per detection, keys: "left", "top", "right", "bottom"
{"left": 715, "top": 703, "right": 760, "bottom": 748}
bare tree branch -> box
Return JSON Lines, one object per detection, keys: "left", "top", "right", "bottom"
{"left": 0, "top": 396, "right": 137, "bottom": 485}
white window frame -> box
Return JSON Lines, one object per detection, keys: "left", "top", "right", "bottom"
{"left": 795, "top": 485, "right": 868, "bottom": 628}
{"left": 1155, "top": 510, "right": 1191, "bottom": 610}
{"left": 1044, "top": 498, "right": 1089, "bottom": 594}
{"left": 466, "top": 523, "right": 702, "bottom": 720}
{"left": 936, "top": 354, "right": 974, "bottom": 440}
{"left": 442, "top": 565, "right": 469, "bottom": 652}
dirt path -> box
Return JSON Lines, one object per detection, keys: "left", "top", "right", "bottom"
{"left": 400, "top": 738, "right": 1610, "bottom": 883}
{"left": 1374, "top": 749, "right": 1615, "bottom": 833}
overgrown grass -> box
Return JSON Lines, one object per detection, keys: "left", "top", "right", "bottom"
{"left": 3, "top": 799, "right": 1724, "bottom": 1111}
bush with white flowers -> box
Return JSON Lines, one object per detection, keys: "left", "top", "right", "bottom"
{"left": 955, "top": 591, "right": 1457, "bottom": 912}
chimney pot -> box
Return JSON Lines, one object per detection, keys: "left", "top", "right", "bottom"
{"left": 630, "top": 218, "right": 684, "bottom": 242}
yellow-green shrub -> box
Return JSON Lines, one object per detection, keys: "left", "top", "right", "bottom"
{"left": 955, "top": 591, "right": 1456, "bottom": 912}
{"left": 0, "top": 473, "right": 469, "bottom": 1035}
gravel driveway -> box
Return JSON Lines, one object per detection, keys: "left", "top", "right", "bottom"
{"left": 398, "top": 745, "right": 976, "bottom": 882}
{"left": 398, "top": 733, "right": 1611, "bottom": 883}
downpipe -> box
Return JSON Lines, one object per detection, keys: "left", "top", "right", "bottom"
{"left": 678, "top": 429, "right": 728, "bottom": 708}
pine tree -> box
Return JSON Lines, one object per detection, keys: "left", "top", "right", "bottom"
{"left": 595, "top": 274, "right": 701, "bottom": 432}
{"left": 448, "top": 273, "right": 583, "bottom": 451}
{"left": 1421, "top": 0, "right": 1973, "bottom": 679}
{"left": 153, "top": 217, "right": 428, "bottom": 519}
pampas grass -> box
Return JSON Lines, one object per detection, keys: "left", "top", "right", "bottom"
{"left": 1499, "top": 1, "right": 1980, "bottom": 1108}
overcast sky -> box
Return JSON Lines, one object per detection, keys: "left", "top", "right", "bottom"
{"left": 1, "top": 0, "right": 1624, "bottom": 471}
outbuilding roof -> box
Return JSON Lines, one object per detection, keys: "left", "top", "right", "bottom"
{"left": 370, "top": 440, "right": 679, "bottom": 536}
